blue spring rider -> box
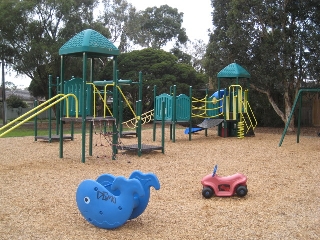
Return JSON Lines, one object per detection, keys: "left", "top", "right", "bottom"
{"left": 76, "top": 170, "right": 160, "bottom": 229}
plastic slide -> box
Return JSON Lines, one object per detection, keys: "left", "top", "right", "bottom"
{"left": 184, "top": 127, "right": 204, "bottom": 134}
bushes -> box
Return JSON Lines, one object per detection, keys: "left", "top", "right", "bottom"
{"left": 6, "top": 94, "right": 28, "bottom": 108}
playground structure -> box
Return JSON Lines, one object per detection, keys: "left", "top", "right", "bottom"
{"left": 0, "top": 30, "right": 257, "bottom": 162}
{"left": 279, "top": 88, "right": 320, "bottom": 146}
{"left": 76, "top": 170, "right": 160, "bottom": 229}
{"left": 0, "top": 29, "right": 165, "bottom": 162}
{"left": 153, "top": 63, "right": 258, "bottom": 142}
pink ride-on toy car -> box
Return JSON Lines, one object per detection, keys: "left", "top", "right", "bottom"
{"left": 201, "top": 165, "right": 248, "bottom": 198}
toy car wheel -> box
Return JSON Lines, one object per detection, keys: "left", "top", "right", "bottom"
{"left": 202, "top": 187, "right": 214, "bottom": 199}
{"left": 236, "top": 185, "right": 247, "bottom": 197}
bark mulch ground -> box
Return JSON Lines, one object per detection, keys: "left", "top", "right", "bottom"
{"left": 0, "top": 126, "right": 319, "bottom": 239}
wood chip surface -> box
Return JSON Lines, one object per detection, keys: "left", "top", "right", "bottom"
{"left": 0, "top": 126, "right": 319, "bottom": 239}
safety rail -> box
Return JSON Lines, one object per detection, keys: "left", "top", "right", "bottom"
{"left": 191, "top": 95, "right": 224, "bottom": 118}
{"left": 0, "top": 94, "right": 78, "bottom": 138}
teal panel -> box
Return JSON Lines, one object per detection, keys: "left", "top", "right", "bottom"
{"left": 64, "top": 78, "right": 92, "bottom": 117}
{"left": 175, "top": 94, "right": 190, "bottom": 121}
{"left": 155, "top": 93, "right": 172, "bottom": 121}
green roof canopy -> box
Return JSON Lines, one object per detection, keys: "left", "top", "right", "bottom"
{"left": 59, "top": 29, "right": 119, "bottom": 57}
{"left": 217, "top": 63, "right": 251, "bottom": 78}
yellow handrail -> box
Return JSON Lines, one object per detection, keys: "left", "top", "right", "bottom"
{"left": 0, "top": 94, "right": 65, "bottom": 132}
{"left": 116, "top": 86, "right": 137, "bottom": 119}
{"left": 0, "top": 94, "right": 78, "bottom": 138}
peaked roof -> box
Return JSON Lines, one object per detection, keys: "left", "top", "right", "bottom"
{"left": 59, "top": 29, "right": 119, "bottom": 57}
{"left": 217, "top": 63, "right": 251, "bottom": 78}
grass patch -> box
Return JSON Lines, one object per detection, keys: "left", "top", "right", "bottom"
{"left": 1, "top": 128, "right": 50, "bottom": 138}
{"left": 0, "top": 122, "right": 82, "bottom": 138}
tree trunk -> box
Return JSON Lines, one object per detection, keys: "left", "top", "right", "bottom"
{"left": 250, "top": 84, "right": 295, "bottom": 132}
{"left": 284, "top": 89, "right": 294, "bottom": 132}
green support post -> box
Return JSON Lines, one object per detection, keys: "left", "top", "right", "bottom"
{"left": 153, "top": 85, "right": 157, "bottom": 141}
{"left": 59, "top": 56, "right": 65, "bottom": 158}
{"left": 137, "top": 100, "right": 142, "bottom": 156}
{"left": 222, "top": 89, "right": 227, "bottom": 138}
{"left": 89, "top": 58, "right": 94, "bottom": 157}
{"left": 172, "top": 85, "right": 176, "bottom": 142}
{"left": 81, "top": 53, "right": 88, "bottom": 163}
{"left": 189, "top": 86, "right": 192, "bottom": 141}
{"left": 119, "top": 100, "right": 123, "bottom": 136}
{"left": 112, "top": 56, "right": 118, "bottom": 160}
{"left": 138, "top": 72, "right": 143, "bottom": 136}
{"left": 161, "top": 100, "right": 165, "bottom": 153}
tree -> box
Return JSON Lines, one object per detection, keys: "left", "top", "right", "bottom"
{"left": 131, "top": 5, "right": 188, "bottom": 49}
{"left": 173, "top": 39, "right": 208, "bottom": 73}
{"left": 205, "top": 0, "right": 320, "bottom": 130}
{"left": 1, "top": 0, "right": 106, "bottom": 99}
{"left": 98, "top": 48, "right": 207, "bottom": 114}
{"left": 99, "top": 0, "right": 138, "bottom": 52}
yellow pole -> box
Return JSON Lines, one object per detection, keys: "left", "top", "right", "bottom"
{"left": 233, "top": 95, "right": 237, "bottom": 120}
{"left": 226, "top": 96, "right": 229, "bottom": 120}
{"left": 238, "top": 88, "right": 242, "bottom": 113}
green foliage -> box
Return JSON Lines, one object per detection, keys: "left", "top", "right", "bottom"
{"left": 1, "top": 0, "right": 106, "bottom": 99}
{"left": 205, "top": 0, "right": 320, "bottom": 127}
{"left": 131, "top": 5, "right": 188, "bottom": 48}
{"left": 6, "top": 94, "right": 28, "bottom": 108}
{"left": 98, "top": 48, "right": 207, "bottom": 113}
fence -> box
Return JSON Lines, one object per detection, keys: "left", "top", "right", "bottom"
{"left": 0, "top": 106, "right": 55, "bottom": 121}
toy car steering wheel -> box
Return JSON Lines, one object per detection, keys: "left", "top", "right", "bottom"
{"left": 212, "top": 165, "right": 218, "bottom": 177}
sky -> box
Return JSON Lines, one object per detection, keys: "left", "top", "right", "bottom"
{"left": 5, "top": 0, "right": 213, "bottom": 89}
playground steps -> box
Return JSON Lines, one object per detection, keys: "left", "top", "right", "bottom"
{"left": 242, "top": 113, "right": 256, "bottom": 137}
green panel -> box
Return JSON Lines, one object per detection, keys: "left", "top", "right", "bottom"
{"left": 155, "top": 93, "right": 172, "bottom": 121}
{"left": 64, "top": 78, "right": 92, "bottom": 117}
{"left": 175, "top": 94, "right": 190, "bottom": 121}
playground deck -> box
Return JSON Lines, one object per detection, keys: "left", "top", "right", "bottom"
{"left": 118, "top": 143, "right": 163, "bottom": 152}
{"left": 61, "top": 116, "right": 116, "bottom": 123}
{"left": 35, "top": 134, "right": 73, "bottom": 141}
